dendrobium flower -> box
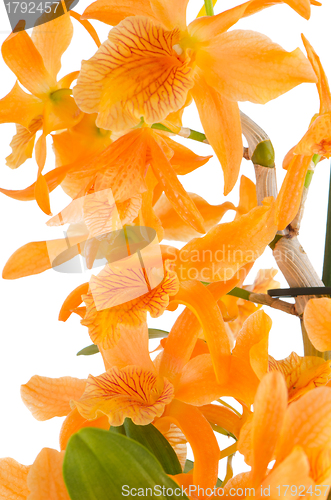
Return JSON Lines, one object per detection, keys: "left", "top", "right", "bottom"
{"left": 21, "top": 322, "right": 223, "bottom": 491}
{"left": 48, "top": 127, "right": 211, "bottom": 236}
{"left": 80, "top": 265, "right": 180, "bottom": 349}
{"left": 236, "top": 371, "right": 331, "bottom": 497}
{"left": 275, "top": 35, "right": 331, "bottom": 230}
{"left": 20, "top": 370, "right": 187, "bottom": 468}
{"left": 0, "top": 14, "right": 83, "bottom": 214}
{"left": 74, "top": 0, "right": 317, "bottom": 194}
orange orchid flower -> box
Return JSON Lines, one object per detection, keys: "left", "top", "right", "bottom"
{"left": 74, "top": 0, "right": 317, "bottom": 195}
{"left": 48, "top": 127, "right": 210, "bottom": 237}
{"left": 0, "top": 113, "right": 113, "bottom": 212}
{"left": 59, "top": 263, "right": 233, "bottom": 384}
{"left": 21, "top": 322, "right": 222, "bottom": 491}
{"left": 275, "top": 35, "right": 331, "bottom": 230}
{"left": 70, "top": 321, "right": 229, "bottom": 490}
{"left": 176, "top": 305, "right": 331, "bottom": 416}
{"left": 20, "top": 367, "right": 187, "bottom": 469}
{"left": 0, "top": 14, "right": 84, "bottom": 214}
{"left": 235, "top": 371, "right": 331, "bottom": 497}
{"left": 80, "top": 265, "right": 179, "bottom": 349}
{"left": 0, "top": 448, "right": 69, "bottom": 499}
{"left": 161, "top": 371, "right": 331, "bottom": 499}
{"left": 172, "top": 308, "right": 271, "bottom": 409}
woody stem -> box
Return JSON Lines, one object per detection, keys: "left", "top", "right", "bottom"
{"left": 243, "top": 113, "right": 330, "bottom": 359}
{"left": 322, "top": 162, "right": 331, "bottom": 286}
{"left": 227, "top": 287, "right": 298, "bottom": 316}
{"left": 151, "top": 122, "right": 249, "bottom": 156}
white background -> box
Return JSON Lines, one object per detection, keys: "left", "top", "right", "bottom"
{"left": 0, "top": 0, "right": 330, "bottom": 479}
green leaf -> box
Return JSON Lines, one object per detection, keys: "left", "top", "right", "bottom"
{"left": 63, "top": 428, "right": 188, "bottom": 500}
{"left": 268, "top": 234, "right": 283, "bottom": 251}
{"left": 76, "top": 328, "right": 169, "bottom": 356}
{"left": 184, "top": 459, "right": 194, "bottom": 474}
{"left": 123, "top": 418, "right": 182, "bottom": 475}
{"left": 148, "top": 328, "right": 169, "bottom": 339}
{"left": 109, "top": 424, "right": 126, "bottom": 435}
{"left": 202, "top": 282, "right": 251, "bottom": 301}
{"left": 226, "top": 286, "right": 250, "bottom": 301}
{"left": 76, "top": 345, "right": 100, "bottom": 356}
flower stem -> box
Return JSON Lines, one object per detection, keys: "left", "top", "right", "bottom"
{"left": 204, "top": 0, "right": 215, "bottom": 16}
{"left": 151, "top": 123, "right": 208, "bottom": 143}
{"left": 227, "top": 287, "right": 298, "bottom": 316}
{"left": 216, "top": 398, "right": 241, "bottom": 417}
{"left": 322, "top": 162, "right": 331, "bottom": 287}
{"left": 220, "top": 443, "right": 237, "bottom": 460}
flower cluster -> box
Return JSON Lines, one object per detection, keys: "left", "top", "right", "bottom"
{"left": 1, "top": 1, "right": 331, "bottom": 499}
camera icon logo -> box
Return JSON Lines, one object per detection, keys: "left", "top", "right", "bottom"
{"left": 45, "top": 188, "right": 164, "bottom": 311}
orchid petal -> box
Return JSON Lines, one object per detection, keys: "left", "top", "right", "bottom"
{"left": 175, "top": 198, "right": 277, "bottom": 282}
{"left": 0, "top": 82, "right": 43, "bottom": 128}
{"left": 250, "top": 372, "right": 288, "bottom": 487}
{"left": 192, "top": 73, "right": 243, "bottom": 195}
{"left": 302, "top": 35, "right": 331, "bottom": 114}
{"left": 2, "top": 30, "right": 56, "bottom": 97}
{"left": 304, "top": 298, "right": 331, "bottom": 351}
{"left": 0, "top": 458, "right": 30, "bottom": 499}
{"left": 73, "top": 17, "right": 193, "bottom": 132}
{"left": 59, "top": 408, "right": 109, "bottom": 451}
{"left": 59, "top": 283, "right": 89, "bottom": 322}
{"left": 171, "top": 281, "right": 231, "bottom": 384}
{"left": 197, "top": 30, "right": 317, "bottom": 105}
{"left": 154, "top": 193, "right": 234, "bottom": 242}
{"left": 276, "top": 386, "right": 331, "bottom": 463}
{"left": 73, "top": 366, "right": 174, "bottom": 426}
{"left": 164, "top": 400, "right": 220, "bottom": 491}
{"left": 21, "top": 376, "right": 86, "bottom": 421}
{"left": 31, "top": 14, "right": 73, "bottom": 80}
{"left": 149, "top": 0, "right": 188, "bottom": 30}
{"left": 269, "top": 352, "right": 331, "bottom": 401}
{"left": 82, "top": 0, "right": 158, "bottom": 26}
{"left": 275, "top": 155, "right": 312, "bottom": 230}
{"left": 27, "top": 448, "right": 70, "bottom": 500}
{"left": 149, "top": 132, "right": 206, "bottom": 234}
